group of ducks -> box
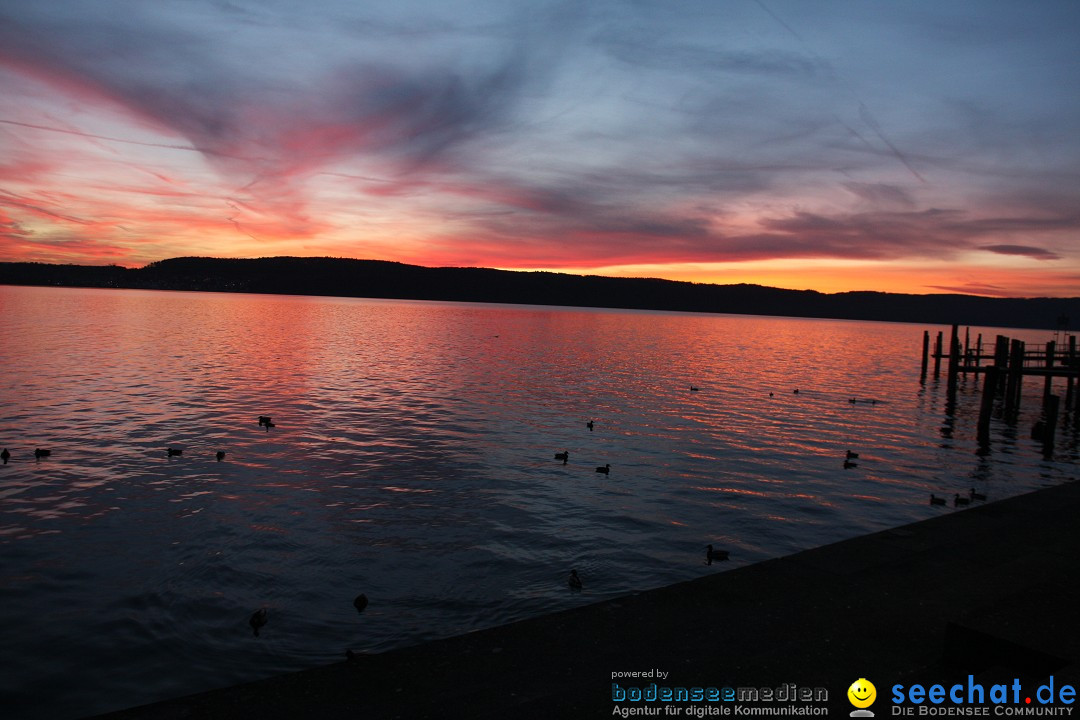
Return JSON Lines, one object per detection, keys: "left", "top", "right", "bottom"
{"left": 930, "top": 488, "right": 987, "bottom": 507}
{"left": 168, "top": 416, "right": 276, "bottom": 459}
{"left": 551, "top": 421, "right": 612, "bottom": 475}
{"left": 559, "top": 418, "right": 732, "bottom": 595}
{"left": 166, "top": 447, "right": 228, "bottom": 461}
{"left": 1, "top": 448, "right": 51, "bottom": 464}
{"left": 172, "top": 415, "right": 279, "bottom": 459}
{"left": 2, "top": 445, "right": 230, "bottom": 464}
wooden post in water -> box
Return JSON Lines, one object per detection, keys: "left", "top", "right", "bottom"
{"left": 947, "top": 324, "right": 960, "bottom": 395}
{"left": 1042, "top": 394, "right": 1060, "bottom": 455}
{"left": 920, "top": 330, "right": 930, "bottom": 383}
{"left": 1043, "top": 340, "right": 1055, "bottom": 402}
{"left": 977, "top": 366, "right": 998, "bottom": 448}
{"left": 994, "top": 335, "right": 1010, "bottom": 393}
{"left": 1066, "top": 335, "right": 1076, "bottom": 412}
{"left": 963, "top": 327, "right": 970, "bottom": 371}
{"left": 1004, "top": 339, "right": 1025, "bottom": 419}
{"left": 933, "top": 331, "right": 943, "bottom": 378}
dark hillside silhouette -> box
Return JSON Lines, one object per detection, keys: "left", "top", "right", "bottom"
{"left": 1, "top": 256, "right": 1076, "bottom": 330}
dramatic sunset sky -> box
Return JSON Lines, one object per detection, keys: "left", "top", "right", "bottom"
{"left": 1, "top": 1, "right": 1078, "bottom": 296}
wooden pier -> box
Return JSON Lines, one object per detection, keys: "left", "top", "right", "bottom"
{"left": 921, "top": 324, "right": 1078, "bottom": 452}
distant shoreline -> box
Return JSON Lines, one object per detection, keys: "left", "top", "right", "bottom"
{"left": 2, "top": 256, "right": 1078, "bottom": 330}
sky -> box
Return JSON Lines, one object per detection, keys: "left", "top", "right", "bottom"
{"left": 1, "top": 0, "right": 1079, "bottom": 297}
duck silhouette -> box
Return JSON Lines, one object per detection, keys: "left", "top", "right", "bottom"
{"left": 705, "top": 545, "right": 730, "bottom": 565}
{"left": 216, "top": 451, "right": 226, "bottom": 462}
{"left": 690, "top": 386, "right": 699, "bottom": 392}
{"left": 595, "top": 464, "right": 610, "bottom": 475}
{"left": 1, "top": 448, "right": 9, "bottom": 464}
{"left": 250, "top": 607, "right": 268, "bottom": 637}
{"left": 954, "top": 493, "right": 971, "bottom": 507}
{"left": 568, "top": 569, "right": 583, "bottom": 590}
{"left": 258, "top": 415, "right": 272, "bottom": 427}
{"left": 846, "top": 450, "right": 859, "bottom": 460}
{"left": 930, "top": 494, "right": 946, "bottom": 506}
{"left": 586, "top": 420, "right": 594, "bottom": 431}
{"left": 166, "top": 448, "right": 182, "bottom": 457}
{"left": 34, "top": 448, "right": 51, "bottom": 461}
{"left": 969, "top": 488, "right": 987, "bottom": 502}
{"left": 554, "top": 451, "right": 569, "bottom": 464}
{"left": 353, "top": 593, "right": 368, "bottom": 614}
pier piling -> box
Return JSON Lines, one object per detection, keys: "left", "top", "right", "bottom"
{"left": 993, "top": 335, "right": 1009, "bottom": 392}
{"left": 920, "top": 330, "right": 930, "bottom": 383}
{"left": 1042, "top": 394, "right": 1060, "bottom": 456}
{"left": 1004, "top": 339, "right": 1025, "bottom": 420}
{"left": 933, "top": 331, "right": 943, "bottom": 378}
{"left": 946, "top": 324, "right": 960, "bottom": 396}
{"left": 1067, "top": 336, "right": 1077, "bottom": 411}
{"left": 923, "top": 326, "right": 1077, "bottom": 454}
{"left": 977, "top": 366, "right": 998, "bottom": 449}
{"left": 1043, "top": 340, "right": 1056, "bottom": 402}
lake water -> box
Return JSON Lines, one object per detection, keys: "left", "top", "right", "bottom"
{"left": 0, "top": 285, "right": 1076, "bottom": 719}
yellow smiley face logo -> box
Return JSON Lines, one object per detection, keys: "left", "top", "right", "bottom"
{"left": 848, "top": 678, "right": 876, "bottom": 708}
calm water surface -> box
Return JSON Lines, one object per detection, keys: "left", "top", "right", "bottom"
{"left": 0, "top": 286, "right": 1076, "bottom": 719}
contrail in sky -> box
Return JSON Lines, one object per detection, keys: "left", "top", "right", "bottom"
{"left": 751, "top": 0, "right": 928, "bottom": 184}
{"left": 751, "top": 0, "right": 805, "bottom": 43}
{"left": 0, "top": 187, "right": 90, "bottom": 224}
{"left": 858, "top": 103, "right": 927, "bottom": 184}
{"left": 0, "top": 118, "right": 244, "bottom": 159}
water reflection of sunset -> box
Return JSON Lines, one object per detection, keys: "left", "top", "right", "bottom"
{"left": 1, "top": 286, "right": 1076, "bottom": 719}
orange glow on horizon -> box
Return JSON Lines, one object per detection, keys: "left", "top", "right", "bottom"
{"left": 489, "top": 261, "right": 1080, "bottom": 298}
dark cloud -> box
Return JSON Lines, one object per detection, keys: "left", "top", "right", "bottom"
{"left": 0, "top": 3, "right": 544, "bottom": 180}
{"left": 325, "top": 57, "right": 531, "bottom": 172}
{"left": 980, "top": 244, "right": 1061, "bottom": 260}
{"left": 945, "top": 216, "right": 1080, "bottom": 235}
{"left": 452, "top": 202, "right": 1080, "bottom": 268}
